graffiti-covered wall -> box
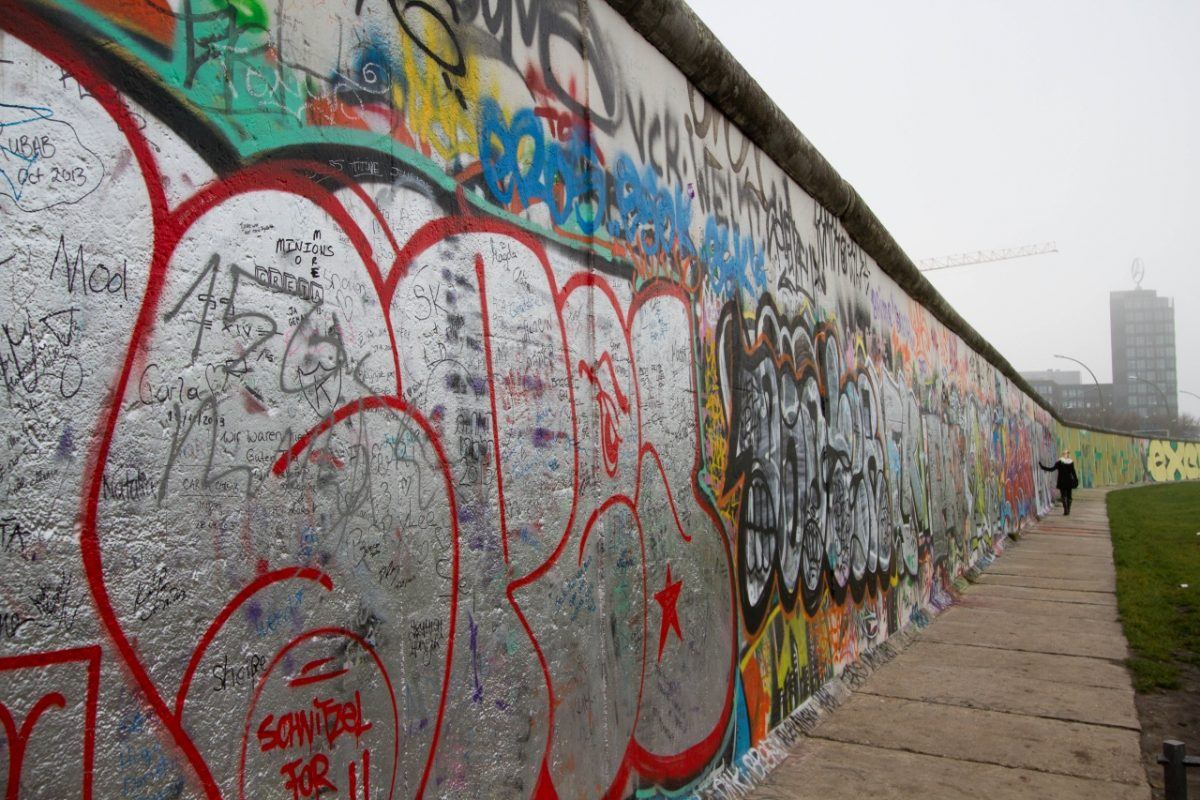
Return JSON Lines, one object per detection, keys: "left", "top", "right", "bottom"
{"left": 1056, "top": 427, "right": 1200, "bottom": 486}
{"left": 0, "top": 2, "right": 1190, "bottom": 798}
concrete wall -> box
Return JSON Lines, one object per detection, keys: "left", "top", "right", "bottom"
{"left": 0, "top": 2, "right": 1190, "bottom": 797}
{"left": 1056, "top": 427, "right": 1200, "bottom": 486}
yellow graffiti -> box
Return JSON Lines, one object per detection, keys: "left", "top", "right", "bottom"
{"left": 1055, "top": 424, "right": 1200, "bottom": 486}
{"left": 775, "top": 612, "right": 808, "bottom": 690}
{"left": 1147, "top": 439, "right": 1200, "bottom": 482}
{"left": 394, "top": 15, "right": 485, "bottom": 163}
{"left": 702, "top": 340, "right": 728, "bottom": 501}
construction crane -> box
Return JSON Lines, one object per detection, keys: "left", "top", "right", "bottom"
{"left": 917, "top": 241, "right": 1058, "bottom": 272}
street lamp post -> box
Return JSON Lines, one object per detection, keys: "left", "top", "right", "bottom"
{"left": 1181, "top": 390, "right": 1200, "bottom": 424}
{"left": 1054, "top": 354, "right": 1106, "bottom": 413}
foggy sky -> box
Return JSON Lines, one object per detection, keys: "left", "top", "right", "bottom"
{"left": 683, "top": 0, "right": 1200, "bottom": 418}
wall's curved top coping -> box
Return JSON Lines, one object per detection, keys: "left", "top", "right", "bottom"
{"left": 606, "top": 0, "right": 1069, "bottom": 422}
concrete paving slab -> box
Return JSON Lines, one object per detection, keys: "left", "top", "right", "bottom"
{"left": 1020, "top": 523, "right": 1111, "bottom": 533}
{"left": 859, "top": 661, "right": 1141, "bottom": 729}
{"left": 922, "top": 614, "right": 1129, "bottom": 660}
{"left": 945, "top": 606, "right": 1123, "bottom": 638}
{"left": 746, "top": 490, "right": 1149, "bottom": 800}
{"left": 1023, "top": 531, "right": 1112, "bottom": 542}
{"left": 759, "top": 739, "right": 1150, "bottom": 800}
{"left": 1007, "top": 540, "right": 1114, "bottom": 557}
{"left": 974, "top": 572, "right": 1116, "bottom": 593}
{"left": 995, "top": 551, "right": 1115, "bottom": 566}
{"left": 969, "top": 579, "right": 1118, "bottom": 605}
{"left": 984, "top": 561, "right": 1116, "bottom": 581}
{"left": 899, "top": 641, "right": 1134, "bottom": 689}
{"left": 1008, "top": 535, "right": 1112, "bottom": 549}
{"left": 1018, "top": 540, "right": 1112, "bottom": 553}
{"left": 955, "top": 593, "right": 1121, "bottom": 624}
{"left": 983, "top": 568, "right": 1117, "bottom": 585}
{"left": 1028, "top": 519, "right": 1110, "bottom": 529}
{"left": 986, "top": 570, "right": 1116, "bottom": 586}
{"left": 947, "top": 603, "right": 1126, "bottom": 635}
{"left": 1016, "top": 534, "right": 1112, "bottom": 545}
{"left": 738, "top": 785, "right": 796, "bottom": 800}
{"left": 811, "top": 694, "right": 1146, "bottom": 785}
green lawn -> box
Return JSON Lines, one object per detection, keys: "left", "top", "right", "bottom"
{"left": 1107, "top": 483, "right": 1200, "bottom": 691}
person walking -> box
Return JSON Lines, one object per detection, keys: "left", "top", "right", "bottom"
{"left": 1040, "top": 451, "right": 1079, "bottom": 515}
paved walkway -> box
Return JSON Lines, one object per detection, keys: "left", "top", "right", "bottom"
{"left": 750, "top": 488, "right": 1150, "bottom": 799}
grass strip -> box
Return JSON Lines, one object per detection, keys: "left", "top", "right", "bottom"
{"left": 1107, "top": 483, "right": 1200, "bottom": 691}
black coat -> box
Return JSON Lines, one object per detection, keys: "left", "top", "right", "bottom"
{"left": 1040, "top": 459, "right": 1079, "bottom": 491}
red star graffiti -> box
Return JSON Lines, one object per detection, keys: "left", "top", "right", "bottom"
{"left": 654, "top": 564, "right": 684, "bottom": 663}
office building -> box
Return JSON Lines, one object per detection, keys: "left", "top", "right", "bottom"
{"left": 1110, "top": 288, "right": 1177, "bottom": 418}
{"left": 1021, "top": 369, "right": 1110, "bottom": 414}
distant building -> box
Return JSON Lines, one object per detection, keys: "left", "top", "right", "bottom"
{"left": 1021, "top": 369, "right": 1110, "bottom": 414}
{"left": 1022, "top": 369, "right": 1082, "bottom": 386}
{"left": 1024, "top": 286, "right": 1176, "bottom": 421}
{"left": 1110, "top": 288, "right": 1177, "bottom": 418}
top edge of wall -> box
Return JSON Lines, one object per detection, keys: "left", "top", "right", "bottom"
{"left": 601, "top": 0, "right": 1076, "bottom": 427}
